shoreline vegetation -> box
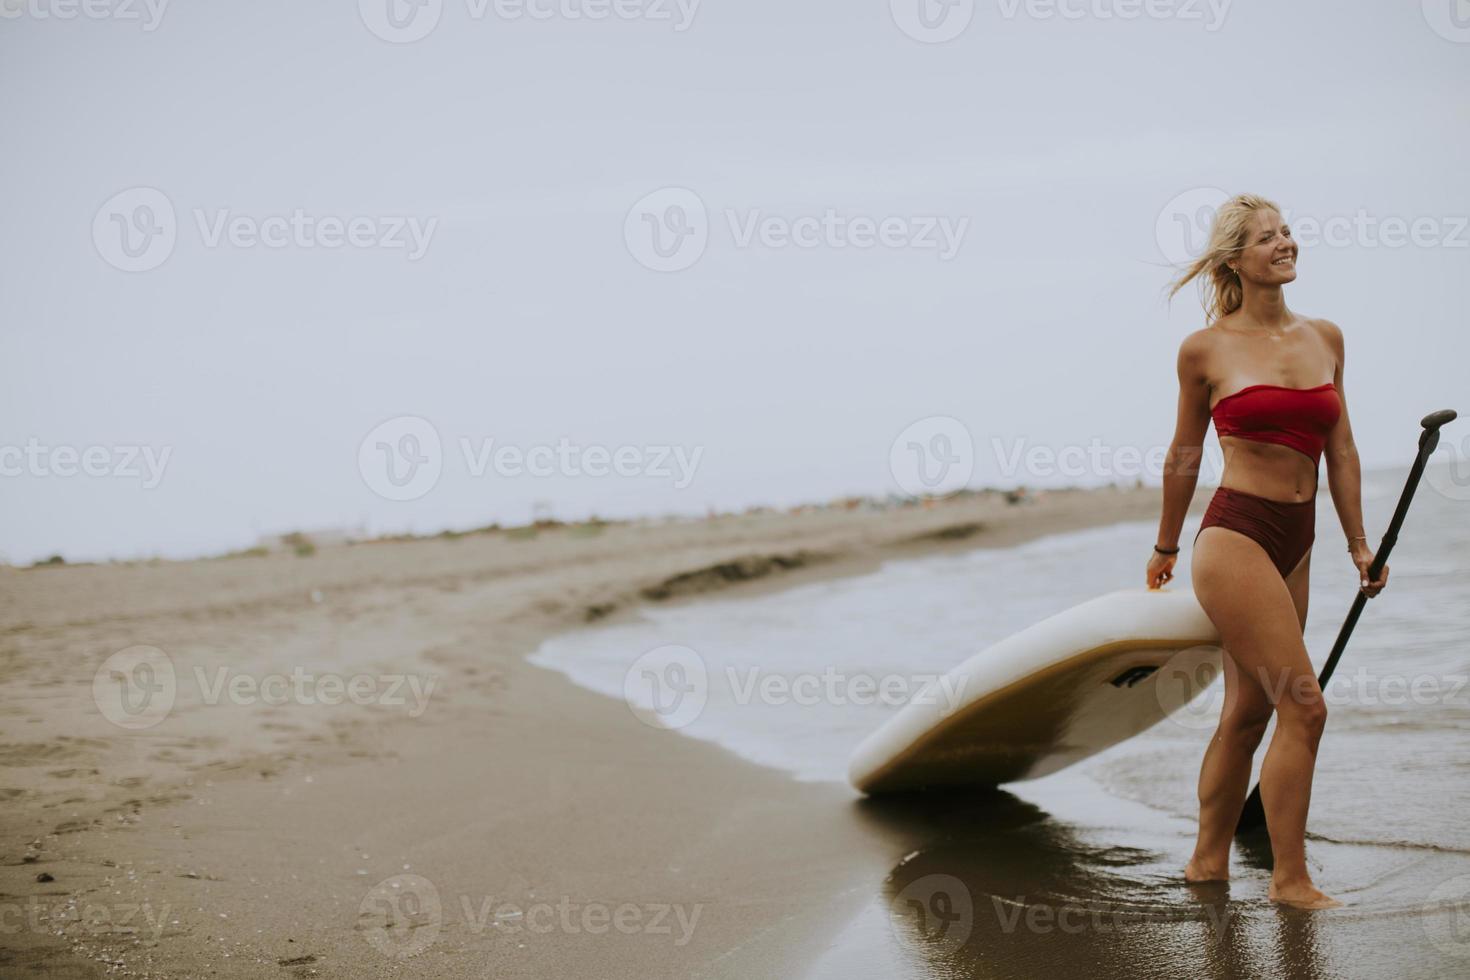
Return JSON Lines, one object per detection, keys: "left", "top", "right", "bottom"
{"left": 12, "top": 482, "right": 1120, "bottom": 570}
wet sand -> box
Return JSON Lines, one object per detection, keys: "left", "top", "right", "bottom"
{"left": 14, "top": 482, "right": 1459, "bottom": 979}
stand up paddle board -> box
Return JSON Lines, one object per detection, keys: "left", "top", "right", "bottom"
{"left": 848, "top": 588, "right": 1223, "bottom": 794}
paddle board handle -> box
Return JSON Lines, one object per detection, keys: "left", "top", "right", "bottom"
{"left": 1235, "top": 407, "right": 1457, "bottom": 837}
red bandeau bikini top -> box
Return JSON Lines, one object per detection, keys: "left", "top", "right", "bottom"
{"left": 1210, "top": 382, "right": 1341, "bottom": 465}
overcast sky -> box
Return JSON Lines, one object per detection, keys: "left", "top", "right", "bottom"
{"left": 3, "top": 1, "right": 1467, "bottom": 564}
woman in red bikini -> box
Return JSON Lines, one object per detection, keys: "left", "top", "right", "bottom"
{"left": 1146, "top": 193, "right": 1389, "bottom": 910}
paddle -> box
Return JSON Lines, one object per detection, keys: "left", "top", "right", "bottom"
{"left": 1234, "top": 408, "right": 1458, "bottom": 835}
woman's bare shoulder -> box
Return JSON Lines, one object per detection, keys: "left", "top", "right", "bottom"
{"left": 1301, "top": 316, "right": 1345, "bottom": 358}
{"left": 1178, "top": 324, "right": 1219, "bottom": 366}
{"left": 1301, "top": 315, "right": 1343, "bottom": 337}
{"left": 1176, "top": 326, "right": 1218, "bottom": 388}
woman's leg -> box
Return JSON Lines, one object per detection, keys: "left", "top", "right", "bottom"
{"left": 1285, "top": 547, "right": 1312, "bottom": 633}
{"left": 1185, "top": 646, "right": 1272, "bottom": 881}
{"left": 1190, "top": 526, "right": 1338, "bottom": 909}
{"left": 1185, "top": 544, "right": 1314, "bottom": 882}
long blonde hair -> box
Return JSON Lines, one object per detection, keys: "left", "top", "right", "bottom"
{"left": 1168, "top": 193, "right": 1282, "bottom": 323}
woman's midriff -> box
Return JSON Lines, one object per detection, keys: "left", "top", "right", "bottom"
{"left": 1216, "top": 437, "right": 1321, "bottom": 502}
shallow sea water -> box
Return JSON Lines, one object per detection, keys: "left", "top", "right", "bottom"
{"left": 531, "top": 463, "right": 1470, "bottom": 978}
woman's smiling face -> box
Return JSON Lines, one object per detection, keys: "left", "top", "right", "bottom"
{"left": 1234, "top": 208, "right": 1297, "bottom": 285}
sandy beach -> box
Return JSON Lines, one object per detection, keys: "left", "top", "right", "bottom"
{"left": 1, "top": 485, "right": 1189, "bottom": 978}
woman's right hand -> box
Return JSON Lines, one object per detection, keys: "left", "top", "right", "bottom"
{"left": 1146, "top": 549, "right": 1177, "bottom": 590}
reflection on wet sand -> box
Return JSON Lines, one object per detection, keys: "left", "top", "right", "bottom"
{"left": 854, "top": 788, "right": 1363, "bottom": 980}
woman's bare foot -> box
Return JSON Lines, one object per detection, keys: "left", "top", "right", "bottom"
{"left": 1184, "top": 857, "right": 1229, "bottom": 883}
{"left": 1268, "top": 879, "right": 1342, "bottom": 909}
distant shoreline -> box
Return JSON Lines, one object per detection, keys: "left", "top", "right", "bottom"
{"left": 7, "top": 481, "right": 1160, "bottom": 570}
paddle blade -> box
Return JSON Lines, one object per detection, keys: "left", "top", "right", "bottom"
{"left": 1236, "top": 785, "right": 1267, "bottom": 835}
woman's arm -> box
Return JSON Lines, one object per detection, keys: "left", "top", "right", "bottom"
{"left": 1148, "top": 331, "right": 1212, "bottom": 588}
{"left": 1318, "top": 319, "right": 1387, "bottom": 596}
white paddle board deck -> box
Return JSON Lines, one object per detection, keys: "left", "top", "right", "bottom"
{"left": 849, "top": 588, "right": 1223, "bottom": 794}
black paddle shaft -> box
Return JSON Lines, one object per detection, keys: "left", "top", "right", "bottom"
{"left": 1235, "top": 408, "right": 1458, "bottom": 836}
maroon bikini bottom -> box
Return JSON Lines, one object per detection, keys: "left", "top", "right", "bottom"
{"left": 1194, "top": 486, "right": 1316, "bottom": 578}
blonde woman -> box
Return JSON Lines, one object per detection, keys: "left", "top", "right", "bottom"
{"left": 1146, "top": 194, "right": 1389, "bottom": 910}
